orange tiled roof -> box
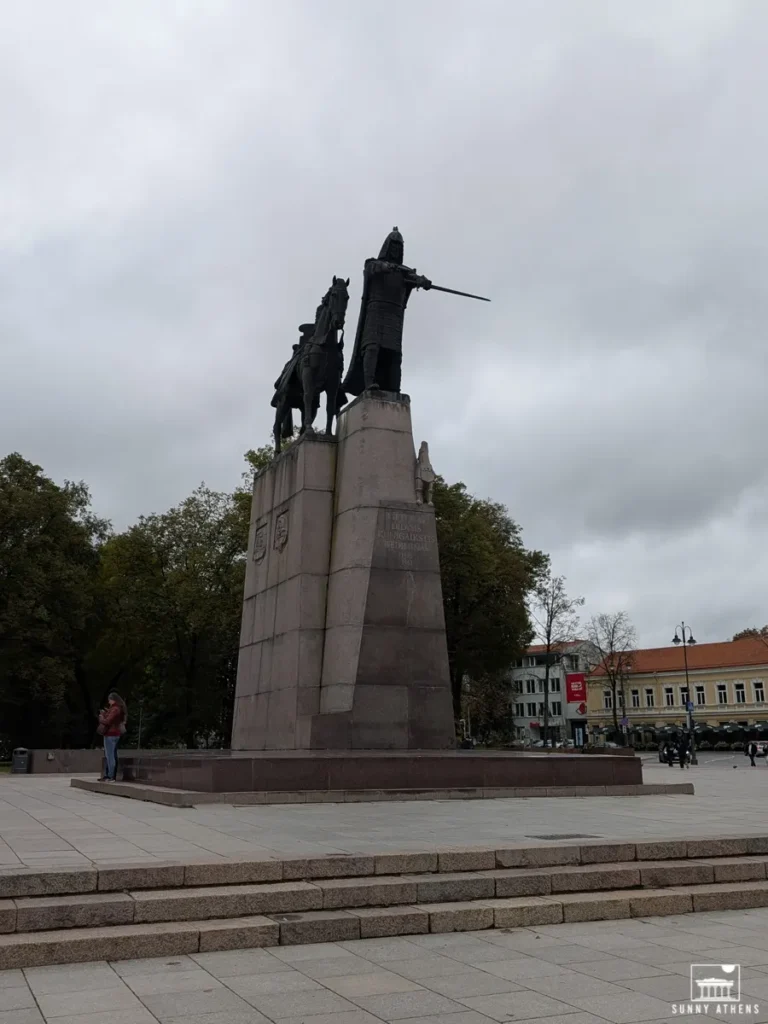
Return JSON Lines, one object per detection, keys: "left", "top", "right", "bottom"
{"left": 589, "top": 637, "right": 768, "bottom": 677}
{"left": 526, "top": 640, "right": 584, "bottom": 654}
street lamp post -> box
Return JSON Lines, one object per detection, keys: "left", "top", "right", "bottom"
{"left": 672, "top": 622, "right": 697, "bottom": 765}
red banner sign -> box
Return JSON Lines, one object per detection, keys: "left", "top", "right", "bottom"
{"left": 566, "top": 673, "right": 586, "bottom": 703}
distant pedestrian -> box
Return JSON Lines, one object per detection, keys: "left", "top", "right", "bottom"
{"left": 678, "top": 732, "right": 691, "bottom": 769}
{"left": 98, "top": 693, "right": 128, "bottom": 782}
{"left": 748, "top": 739, "right": 758, "bottom": 767}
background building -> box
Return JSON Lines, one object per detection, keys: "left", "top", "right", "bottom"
{"left": 510, "top": 641, "right": 596, "bottom": 745}
{"left": 587, "top": 636, "right": 768, "bottom": 747}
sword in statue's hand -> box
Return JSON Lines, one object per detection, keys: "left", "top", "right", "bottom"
{"left": 427, "top": 283, "right": 490, "bottom": 302}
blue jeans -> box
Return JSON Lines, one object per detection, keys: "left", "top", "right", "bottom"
{"left": 103, "top": 736, "right": 120, "bottom": 780}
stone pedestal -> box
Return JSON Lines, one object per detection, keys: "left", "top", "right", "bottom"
{"left": 312, "top": 392, "right": 454, "bottom": 749}
{"left": 231, "top": 436, "right": 335, "bottom": 750}
{"left": 233, "top": 391, "right": 455, "bottom": 751}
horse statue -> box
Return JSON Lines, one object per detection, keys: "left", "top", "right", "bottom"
{"left": 300, "top": 275, "right": 350, "bottom": 438}
{"left": 271, "top": 324, "right": 317, "bottom": 454}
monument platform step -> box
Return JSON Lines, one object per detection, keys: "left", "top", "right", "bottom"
{"left": 3, "top": 853, "right": 768, "bottom": 941}
{"left": 70, "top": 776, "right": 693, "bottom": 805}
{"left": 3, "top": 876, "right": 768, "bottom": 968}
{"left": 2, "top": 835, "right": 767, "bottom": 901}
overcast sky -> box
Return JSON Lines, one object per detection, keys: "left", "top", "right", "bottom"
{"left": 3, "top": 0, "right": 767, "bottom": 649}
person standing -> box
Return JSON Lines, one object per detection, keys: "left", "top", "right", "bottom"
{"left": 98, "top": 693, "right": 127, "bottom": 782}
{"left": 748, "top": 738, "right": 758, "bottom": 767}
{"left": 679, "top": 733, "right": 692, "bottom": 770}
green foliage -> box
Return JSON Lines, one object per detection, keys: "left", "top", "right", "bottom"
{"left": 95, "top": 485, "right": 246, "bottom": 748}
{"left": 0, "top": 454, "right": 108, "bottom": 749}
{"left": 463, "top": 670, "right": 516, "bottom": 744}
{"left": 434, "top": 478, "right": 548, "bottom": 719}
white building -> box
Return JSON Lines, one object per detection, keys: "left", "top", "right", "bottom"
{"left": 509, "top": 641, "right": 597, "bottom": 746}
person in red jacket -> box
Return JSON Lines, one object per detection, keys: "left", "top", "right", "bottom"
{"left": 98, "top": 693, "right": 127, "bottom": 781}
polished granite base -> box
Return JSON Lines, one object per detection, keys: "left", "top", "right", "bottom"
{"left": 117, "top": 749, "right": 643, "bottom": 794}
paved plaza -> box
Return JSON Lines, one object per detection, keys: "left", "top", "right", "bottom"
{"left": 4, "top": 910, "right": 768, "bottom": 1023}
{"left": 0, "top": 761, "right": 765, "bottom": 871}
{"left": 1, "top": 762, "right": 768, "bottom": 1021}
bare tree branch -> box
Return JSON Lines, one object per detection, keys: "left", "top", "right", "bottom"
{"left": 585, "top": 611, "right": 637, "bottom": 744}
{"left": 529, "top": 573, "right": 584, "bottom": 746}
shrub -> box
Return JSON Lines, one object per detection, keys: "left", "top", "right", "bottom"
{"left": 714, "top": 741, "right": 729, "bottom": 751}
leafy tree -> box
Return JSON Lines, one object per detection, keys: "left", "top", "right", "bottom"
{"left": 463, "top": 669, "right": 516, "bottom": 744}
{"left": 434, "top": 479, "right": 548, "bottom": 721}
{"left": 585, "top": 611, "right": 637, "bottom": 742}
{"left": 96, "top": 485, "right": 245, "bottom": 748}
{"left": 529, "top": 573, "right": 584, "bottom": 745}
{"left": 0, "top": 454, "right": 108, "bottom": 750}
{"left": 733, "top": 627, "right": 768, "bottom": 643}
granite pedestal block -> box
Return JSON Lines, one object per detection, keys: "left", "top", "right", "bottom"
{"left": 119, "top": 750, "right": 643, "bottom": 793}
{"left": 233, "top": 391, "right": 455, "bottom": 752}
{"left": 232, "top": 435, "right": 336, "bottom": 750}
{"left": 313, "top": 392, "right": 454, "bottom": 749}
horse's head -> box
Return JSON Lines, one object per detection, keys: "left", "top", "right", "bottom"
{"left": 328, "top": 275, "right": 350, "bottom": 328}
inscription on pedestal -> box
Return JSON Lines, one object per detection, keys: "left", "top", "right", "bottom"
{"left": 374, "top": 506, "right": 437, "bottom": 571}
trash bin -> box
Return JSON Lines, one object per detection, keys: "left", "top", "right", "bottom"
{"left": 11, "top": 748, "right": 30, "bottom": 774}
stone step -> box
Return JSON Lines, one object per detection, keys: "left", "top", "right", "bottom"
{"left": 69, "top": 776, "right": 694, "bottom": 805}
{"left": 2, "top": 835, "right": 768, "bottom": 900}
{"left": 4, "top": 879, "right": 768, "bottom": 969}
{"left": 5, "top": 857, "right": 768, "bottom": 935}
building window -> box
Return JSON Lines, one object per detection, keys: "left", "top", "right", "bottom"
{"left": 754, "top": 681, "right": 765, "bottom": 704}
{"left": 645, "top": 688, "right": 655, "bottom": 708}
{"left": 696, "top": 685, "right": 706, "bottom": 706}
{"left": 538, "top": 703, "right": 546, "bottom": 717}
{"left": 569, "top": 655, "right": 580, "bottom": 670}
{"left": 680, "top": 687, "right": 689, "bottom": 707}
{"left": 550, "top": 677, "right": 561, "bottom": 692}
{"left": 524, "top": 657, "right": 535, "bottom": 667}
{"left": 631, "top": 689, "right": 640, "bottom": 708}
{"left": 551, "top": 701, "right": 562, "bottom": 717}
{"left": 512, "top": 679, "right": 522, "bottom": 694}
{"left": 526, "top": 679, "right": 536, "bottom": 694}
{"left": 717, "top": 684, "right": 728, "bottom": 705}
{"left": 603, "top": 690, "right": 613, "bottom": 710}
{"left": 515, "top": 703, "right": 525, "bottom": 717}
{"left": 735, "top": 683, "right": 746, "bottom": 704}
{"left": 526, "top": 702, "right": 537, "bottom": 717}
{"left": 664, "top": 687, "right": 674, "bottom": 706}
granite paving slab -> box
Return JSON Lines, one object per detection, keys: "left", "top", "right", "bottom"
{"left": 1, "top": 906, "right": 768, "bottom": 1021}
{"left": 0, "top": 765, "right": 762, "bottom": 873}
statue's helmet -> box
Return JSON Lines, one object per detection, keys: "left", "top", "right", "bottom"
{"left": 378, "top": 226, "right": 404, "bottom": 263}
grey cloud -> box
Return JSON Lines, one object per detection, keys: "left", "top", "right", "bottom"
{"left": 2, "top": 0, "right": 768, "bottom": 647}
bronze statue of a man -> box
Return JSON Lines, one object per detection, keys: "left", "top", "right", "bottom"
{"left": 342, "top": 227, "right": 431, "bottom": 395}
